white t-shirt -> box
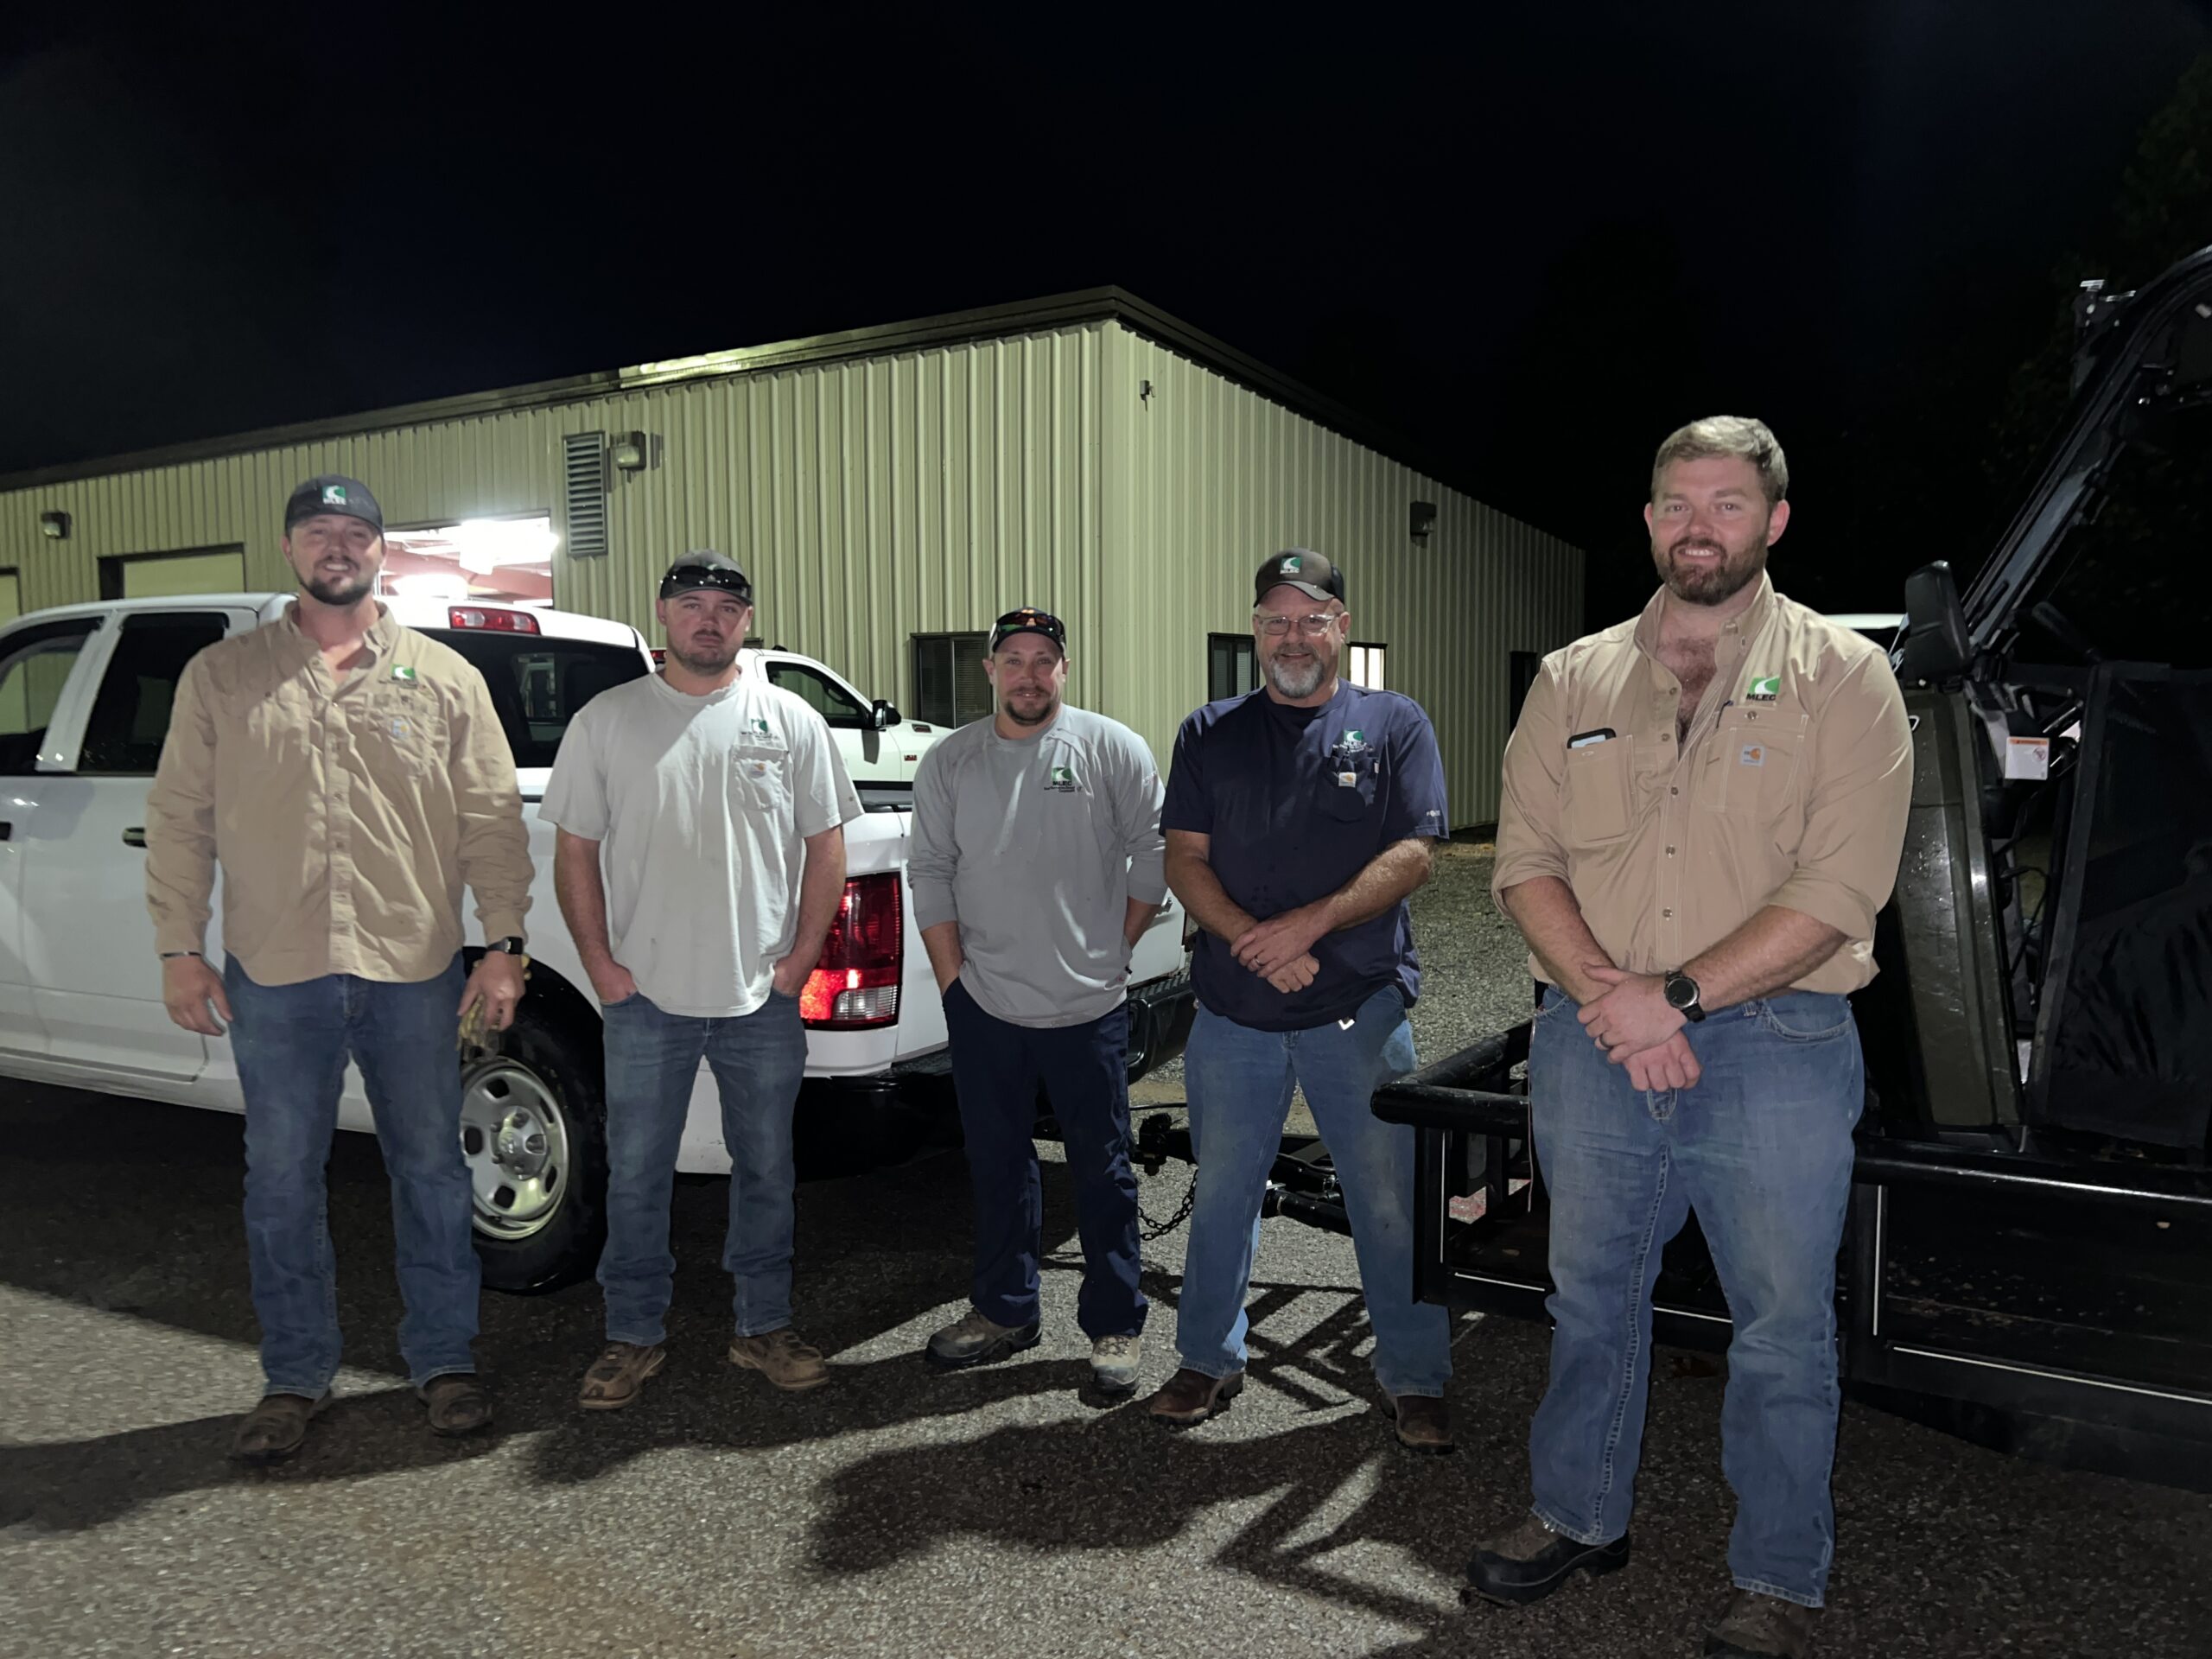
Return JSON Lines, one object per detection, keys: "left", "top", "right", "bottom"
{"left": 540, "top": 670, "right": 863, "bottom": 1018}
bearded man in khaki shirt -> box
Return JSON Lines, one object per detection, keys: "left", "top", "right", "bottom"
{"left": 1464, "top": 419, "right": 1911, "bottom": 1659}
{"left": 145, "top": 475, "right": 533, "bottom": 1464}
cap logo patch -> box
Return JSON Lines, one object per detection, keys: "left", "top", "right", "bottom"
{"left": 1281, "top": 555, "right": 1302, "bottom": 574}
{"left": 322, "top": 485, "right": 348, "bottom": 505}
{"left": 1746, "top": 675, "right": 1780, "bottom": 701}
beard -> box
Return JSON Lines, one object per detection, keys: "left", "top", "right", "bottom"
{"left": 1264, "top": 645, "right": 1331, "bottom": 700}
{"left": 303, "top": 569, "right": 376, "bottom": 607}
{"left": 999, "top": 687, "right": 1060, "bottom": 728}
{"left": 1656, "top": 535, "right": 1767, "bottom": 607}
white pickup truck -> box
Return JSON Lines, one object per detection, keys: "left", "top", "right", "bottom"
{"left": 0, "top": 594, "right": 1194, "bottom": 1292}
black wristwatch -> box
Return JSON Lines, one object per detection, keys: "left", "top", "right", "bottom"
{"left": 1663, "top": 969, "right": 1707, "bottom": 1023}
{"left": 486, "top": 937, "right": 527, "bottom": 956}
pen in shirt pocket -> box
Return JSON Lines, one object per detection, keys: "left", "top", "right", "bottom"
{"left": 1567, "top": 728, "right": 1616, "bottom": 750}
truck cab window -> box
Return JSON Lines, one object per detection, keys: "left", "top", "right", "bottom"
{"left": 78, "top": 613, "right": 229, "bottom": 775}
{"left": 765, "top": 660, "right": 870, "bottom": 729}
{"left": 0, "top": 620, "right": 99, "bottom": 774}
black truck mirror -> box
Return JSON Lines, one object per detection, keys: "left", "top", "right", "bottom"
{"left": 1895, "top": 560, "right": 1972, "bottom": 685}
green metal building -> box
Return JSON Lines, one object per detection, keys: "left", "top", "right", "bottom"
{"left": 0, "top": 290, "right": 1583, "bottom": 827}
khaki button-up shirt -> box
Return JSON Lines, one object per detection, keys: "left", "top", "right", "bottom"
{"left": 1493, "top": 575, "right": 1912, "bottom": 995}
{"left": 145, "top": 604, "right": 533, "bottom": 987}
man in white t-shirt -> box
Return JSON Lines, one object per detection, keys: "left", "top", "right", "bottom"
{"left": 542, "top": 550, "right": 862, "bottom": 1409}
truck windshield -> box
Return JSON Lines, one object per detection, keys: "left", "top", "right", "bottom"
{"left": 423, "top": 630, "right": 649, "bottom": 768}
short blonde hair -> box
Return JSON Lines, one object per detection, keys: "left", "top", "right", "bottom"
{"left": 1650, "top": 416, "right": 1789, "bottom": 507}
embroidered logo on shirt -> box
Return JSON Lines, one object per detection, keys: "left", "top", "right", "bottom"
{"left": 391, "top": 664, "right": 416, "bottom": 682}
{"left": 1739, "top": 742, "right": 1766, "bottom": 767}
{"left": 1338, "top": 728, "right": 1368, "bottom": 753}
{"left": 1745, "top": 675, "right": 1780, "bottom": 702}
{"left": 390, "top": 718, "right": 410, "bottom": 739}
{"left": 1336, "top": 771, "right": 1358, "bottom": 787}
{"left": 752, "top": 717, "right": 772, "bottom": 736}
{"left": 1045, "top": 765, "right": 1078, "bottom": 792}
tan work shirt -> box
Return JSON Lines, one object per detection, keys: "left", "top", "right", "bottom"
{"left": 145, "top": 604, "right": 533, "bottom": 987}
{"left": 1493, "top": 575, "right": 1912, "bottom": 995}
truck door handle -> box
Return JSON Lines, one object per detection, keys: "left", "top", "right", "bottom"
{"left": 122, "top": 827, "right": 147, "bottom": 848}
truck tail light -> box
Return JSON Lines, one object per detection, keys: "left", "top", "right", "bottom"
{"left": 800, "top": 872, "right": 901, "bottom": 1029}
{"left": 448, "top": 606, "right": 540, "bottom": 634}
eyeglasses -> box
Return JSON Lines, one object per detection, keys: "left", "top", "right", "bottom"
{"left": 1253, "top": 611, "right": 1344, "bottom": 639}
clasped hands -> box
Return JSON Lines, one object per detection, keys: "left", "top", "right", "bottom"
{"left": 1576, "top": 964, "right": 1703, "bottom": 1092}
{"left": 1230, "top": 904, "right": 1327, "bottom": 995}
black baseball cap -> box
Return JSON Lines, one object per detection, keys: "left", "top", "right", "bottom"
{"left": 285, "top": 475, "right": 383, "bottom": 535}
{"left": 659, "top": 550, "right": 753, "bottom": 603}
{"left": 988, "top": 606, "right": 1066, "bottom": 654}
{"left": 1254, "top": 549, "right": 1345, "bottom": 606}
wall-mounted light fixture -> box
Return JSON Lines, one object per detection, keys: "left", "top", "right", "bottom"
{"left": 611, "top": 432, "right": 648, "bottom": 472}
{"left": 39, "top": 510, "right": 70, "bottom": 540}
{"left": 1409, "top": 500, "right": 1437, "bottom": 543}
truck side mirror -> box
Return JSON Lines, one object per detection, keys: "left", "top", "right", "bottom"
{"left": 870, "top": 699, "right": 899, "bottom": 730}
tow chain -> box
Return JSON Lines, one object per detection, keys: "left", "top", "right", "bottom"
{"left": 1137, "top": 1174, "right": 1197, "bottom": 1242}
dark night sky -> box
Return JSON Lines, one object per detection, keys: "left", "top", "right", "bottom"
{"left": 3, "top": 3, "right": 2208, "bottom": 627}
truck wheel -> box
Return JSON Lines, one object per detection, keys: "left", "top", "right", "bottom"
{"left": 458, "top": 997, "right": 607, "bottom": 1294}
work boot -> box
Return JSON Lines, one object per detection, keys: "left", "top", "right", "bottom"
{"left": 577, "top": 1341, "right": 667, "bottom": 1411}
{"left": 728, "top": 1327, "right": 832, "bottom": 1391}
{"left": 1463, "top": 1514, "right": 1631, "bottom": 1605}
{"left": 420, "top": 1374, "right": 493, "bottom": 1438}
{"left": 1380, "top": 1391, "right": 1455, "bottom": 1454}
{"left": 1145, "top": 1366, "right": 1243, "bottom": 1427}
{"left": 925, "top": 1307, "right": 1041, "bottom": 1371}
{"left": 230, "top": 1391, "right": 330, "bottom": 1465}
{"left": 1090, "top": 1333, "right": 1142, "bottom": 1395}
{"left": 1705, "top": 1590, "right": 1818, "bottom": 1657}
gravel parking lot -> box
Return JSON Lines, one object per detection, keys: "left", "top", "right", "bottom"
{"left": 4, "top": 843, "right": 2209, "bottom": 1659}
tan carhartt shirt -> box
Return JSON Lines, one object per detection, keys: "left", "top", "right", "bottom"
{"left": 1493, "top": 575, "right": 1912, "bottom": 995}
{"left": 145, "top": 603, "right": 533, "bottom": 987}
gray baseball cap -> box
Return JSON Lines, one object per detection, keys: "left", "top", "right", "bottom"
{"left": 284, "top": 475, "right": 383, "bottom": 535}
{"left": 1254, "top": 549, "right": 1345, "bottom": 605}
{"left": 659, "top": 549, "right": 753, "bottom": 604}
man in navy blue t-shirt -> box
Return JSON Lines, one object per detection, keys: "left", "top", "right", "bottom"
{"left": 1143, "top": 550, "right": 1455, "bottom": 1451}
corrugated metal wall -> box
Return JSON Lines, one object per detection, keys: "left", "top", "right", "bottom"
{"left": 0, "top": 327, "right": 1110, "bottom": 712}
{"left": 1097, "top": 329, "right": 1584, "bottom": 829}
{"left": 1, "top": 315, "right": 1582, "bottom": 825}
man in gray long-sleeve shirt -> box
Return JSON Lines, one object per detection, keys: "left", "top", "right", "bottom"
{"left": 908, "top": 605, "right": 1167, "bottom": 1395}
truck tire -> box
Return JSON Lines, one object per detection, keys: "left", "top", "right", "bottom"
{"left": 458, "top": 989, "right": 607, "bottom": 1295}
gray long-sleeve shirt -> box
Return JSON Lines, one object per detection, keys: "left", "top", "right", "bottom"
{"left": 907, "top": 704, "right": 1168, "bottom": 1028}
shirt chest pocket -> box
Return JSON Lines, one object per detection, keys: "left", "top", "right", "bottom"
{"left": 360, "top": 687, "right": 445, "bottom": 777}
{"left": 1319, "top": 757, "right": 1379, "bottom": 822}
{"left": 1560, "top": 737, "right": 1635, "bottom": 846}
{"left": 1698, "top": 709, "right": 1805, "bottom": 820}
{"left": 731, "top": 741, "right": 791, "bottom": 812}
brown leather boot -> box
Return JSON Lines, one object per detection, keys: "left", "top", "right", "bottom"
{"left": 1381, "top": 1391, "right": 1455, "bottom": 1453}
{"left": 1144, "top": 1366, "right": 1243, "bottom": 1427}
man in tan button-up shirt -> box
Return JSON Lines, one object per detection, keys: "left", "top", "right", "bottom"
{"left": 1465, "top": 419, "right": 1910, "bottom": 1659}
{"left": 144, "top": 474, "right": 533, "bottom": 1464}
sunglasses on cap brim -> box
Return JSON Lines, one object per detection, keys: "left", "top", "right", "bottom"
{"left": 991, "top": 610, "right": 1065, "bottom": 648}
{"left": 660, "top": 568, "right": 752, "bottom": 599}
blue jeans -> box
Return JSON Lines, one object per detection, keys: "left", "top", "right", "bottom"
{"left": 225, "top": 953, "right": 479, "bottom": 1397}
{"left": 943, "top": 980, "right": 1145, "bottom": 1338}
{"left": 597, "top": 990, "right": 808, "bottom": 1344}
{"left": 1526, "top": 984, "right": 1864, "bottom": 1608}
{"left": 1175, "top": 985, "right": 1451, "bottom": 1397}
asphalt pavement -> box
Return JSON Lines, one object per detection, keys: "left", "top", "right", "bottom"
{"left": 3, "top": 846, "right": 2209, "bottom": 1658}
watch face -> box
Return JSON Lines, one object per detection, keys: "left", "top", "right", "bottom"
{"left": 1667, "top": 976, "right": 1696, "bottom": 1009}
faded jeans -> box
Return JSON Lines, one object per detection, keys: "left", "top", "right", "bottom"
{"left": 1174, "top": 985, "right": 1451, "bottom": 1398}
{"left": 225, "top": 953, "right": 480, "bottom": 1397}
{"left": 1526, "top": 983, "right": 1864, "bottom": 1608}
{"left": 597, "top": 989, "right": 809, "bottom": 1344}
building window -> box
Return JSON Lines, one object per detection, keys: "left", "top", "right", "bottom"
{"left": 911, "top": 632, "right": 992, "bottom": 728}
{"left": 97, "top": 546, "right": 246, "bottom": 601}
{"left": 1207, "top": 633, "right": 1259, "bottom": 702}
{"left": 1346, "top": 641, "right": 1389, "bottom": 690}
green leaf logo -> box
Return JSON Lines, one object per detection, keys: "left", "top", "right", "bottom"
{"left": 391, "top": 664, "right": 416, "bottom": 682}
{"left": 753, "top": 717, "right": 771, "bottom": 735}
{"left": 1282, "top": 555, "right": 1301, "bottom": 573}
{"left": 322, "top": 484, "right": 347, "bottom": 505}
{"left": 1345, "top": 728, "right": 1364, "bottom": 745}
{"left": 1747, "top": 676, "right": 1780, "bottom": 697}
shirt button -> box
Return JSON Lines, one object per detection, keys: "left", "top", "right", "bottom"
{"left": 1663, "top": 907, "right": 1674, "bottom": 918}
{"left": 1670, "top": 785, "right": 1680, "bottom": 796}
{"left": 1666, "top": 846, "right": 1675, "bottom": 855}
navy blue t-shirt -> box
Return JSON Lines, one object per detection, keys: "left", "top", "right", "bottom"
{"left": 1162, "top": 682, "right": 1448, "bottom": 1032}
